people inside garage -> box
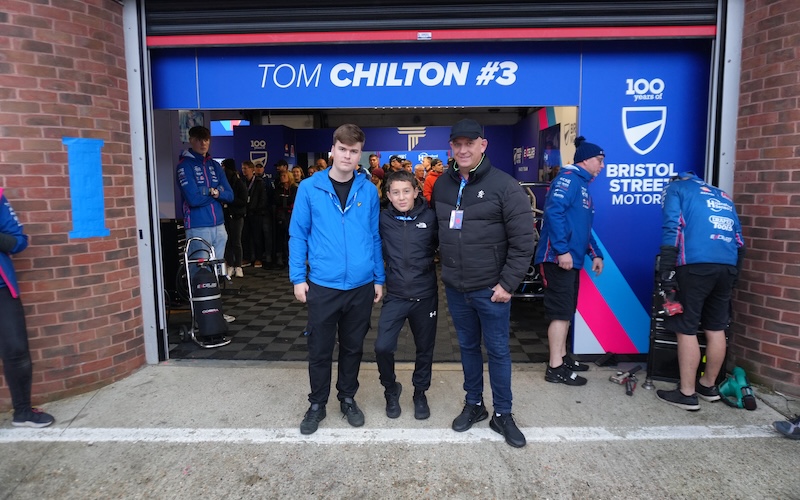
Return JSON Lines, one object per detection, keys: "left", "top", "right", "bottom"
{"left": 241, "top": 160, "right": 266, "bottom": 269}
{"left": 422, "top": 157, "right": 444, "bottom": 205}
{"left": 368, "top": 153, "right": 380, "bottom": 175}
{"left": 176, "top": 126, "right": 234, "bottom": 275}
{"left": 292, "top": 166, "right": 305, "bottom": 185}
{"left": 535, "top": 136, "right": 605, "bottom": 387}
{"left": 274, "top": 170, "right": 297, "bottom": 269}
{"left": 656, "top": 171, "right": 745, "bottom": 411}
{"left": 289, "top": 124, "right": 385, "bottom": 435}
{"left": 433, "top": 118, "right": 534, "bottom": 448}
{"left": 253, "top": 161, "right": 276, "bottom": 269}
{"left": 220, "top": 158, "right": 247, "bottom": 278}
{"left": 0, "top": 189, "right": 55, "bottom": 428}
{"left": 375, "top": 169, "right": 439, "bottom": 421}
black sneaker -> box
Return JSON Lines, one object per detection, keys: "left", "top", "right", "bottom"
{"left": 12, "top": 408, "right": 55, "bottom": 428}
{"left": 545, "top": 364, "right": 587, "bottom": 386}
{"left": 773, "top": 415, "right": 800, "bottom": 440}
{"left": 695, "top": 382, "right": 721, "bottom": 402}
{"left": 490, "top": 413, "right": 526, "bottom": 448}
{"left": 413, "top": 391, "right": 430, "bottom": 420}
{"left": 385, "top": 383, "right": 402, "bottom": 419}
{"left": 452, "top": 400, "right": 488, "bottom": 432}
{"left": 563, "top": 354, "right": 590, "bottom": 372}
{"left": 656, "top": 388, "right": 700, "bottom": 411}
{"left": 300, "top": 403, "right": 326, "bottom": 435}
{"left": 340, "top": 398, "right": 365, "bottom": 427}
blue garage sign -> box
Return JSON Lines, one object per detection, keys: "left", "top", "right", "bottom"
{"left": 151, "top": 42, "right": 581, "bottom": 109}
{"left": 151, "top": 39, "right": 712, "bottom": 355}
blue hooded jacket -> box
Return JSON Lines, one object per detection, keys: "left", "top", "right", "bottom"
{"left": 534, "top": 164, "right": 603, "bottom": 269}
{"left": 289, "top": 169, "right": 385, "bottom": 290}
{"left": 661, "top": 171, "right": 744, "bottom": 266}
{"left": 176, "top": 149, "right": 233, "bottom": 229}
{"left": 0, "top": 189, "right": 28, "bottom": 298}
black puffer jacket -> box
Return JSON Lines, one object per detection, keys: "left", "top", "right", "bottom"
{"left": 223, "top": 169, "right": 247, "bottom": 220}
{"left": 380, "top": 195, "right": 438, "bottom": 299}
{"left": 432, "top": 156, "right": 534, "bottom": 293}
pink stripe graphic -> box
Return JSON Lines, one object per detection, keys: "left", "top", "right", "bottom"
{"left": 538, "top": 112, "right": 551, "bottom": 130}
{"left": 577, "top": 270, "right": 639, "bottom": 353}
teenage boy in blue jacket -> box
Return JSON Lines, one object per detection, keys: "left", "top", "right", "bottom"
{"left": 0, "top": 188, "right": 55, "bottom": 427}
{"left": 375, "top": 170, "right": 438, "bottom": 421}
{"left": 290, "top": 124, "right": 385, "bottom": 435}
{"left": 535, "top": 136, "right": 605, "bottom": 386}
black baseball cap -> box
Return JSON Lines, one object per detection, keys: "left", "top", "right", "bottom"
{"left": 449, "top": 119, "right": 484, "bottom": 141}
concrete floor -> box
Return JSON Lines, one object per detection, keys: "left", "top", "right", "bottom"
{"left": 1, "top": 361, "right": 797, "bottom": 499}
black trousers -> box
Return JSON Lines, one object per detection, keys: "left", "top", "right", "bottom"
{"left": 0, "top": 286, "right": 33, "bottom": 415}
{"left": 306, "top": 281, "right": 375, "bottom": 405}
{"left": 242, "top": 214, "right": 263, "bottom": 262}
{"left": 374, "top": 294, "right": 438, "bottom": 392}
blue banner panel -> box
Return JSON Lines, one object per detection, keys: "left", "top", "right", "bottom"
{"left": 295, "top": 125, "right": 513, "bottom": 175}
{"left": 63, "top": 137, "right": 110, "bottom": 239}
{"left": 151, "top": 42, "right": 581, "bottom": 109}
{"left": 574, "top": 40, "right": 712, "bottom": 354}
{"left": 150, "top": 48, "right": 199, "bottom": 110}
{"left": 512, "top": 112, "right": 540, "bottom": 182}
{"left": 376, "top": 150, "right": 450, "bottom": 166}
{"left": 234, "top": 126, "right": 297, "bottom": 179}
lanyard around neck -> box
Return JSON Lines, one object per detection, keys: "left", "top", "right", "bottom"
{"left": 455, "top": 176, "right": 467, "bottom": 210}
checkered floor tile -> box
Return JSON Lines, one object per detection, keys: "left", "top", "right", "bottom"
{"left": 168, "top": 265, "right": 550, "bottom": 363}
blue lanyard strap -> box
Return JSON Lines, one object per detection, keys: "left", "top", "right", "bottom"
{"left": 395, "top": 215, "right": 417, "bottom": 221}
{"left": 455, "top": 177, "right": 467, "bottom": 209}
{"left": 328, "top": 190, "right": 355, "bottom": 213}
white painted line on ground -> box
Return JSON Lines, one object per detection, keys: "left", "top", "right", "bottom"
{"left": 0, "top": 425, "right": 777, "bottom": 444}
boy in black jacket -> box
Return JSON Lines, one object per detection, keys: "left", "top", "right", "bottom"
{"left": 375, "top": 170, "right": 439, "bottom": 420}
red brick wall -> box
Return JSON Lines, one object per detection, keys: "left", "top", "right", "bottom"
{"left": 731, "top": 0, "right": 800, "bottom": 396}
{"left": 0, "top": 0, "right": 145, "bottom": 410}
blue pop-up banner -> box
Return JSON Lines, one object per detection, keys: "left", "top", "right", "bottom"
{"left": 574, "top": 40, "right": 711, "bottom": 354}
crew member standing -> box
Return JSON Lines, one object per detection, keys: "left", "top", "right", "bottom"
{"left": 656, "top": 171, "right": 745, "bottom": 411}
{"left": 535, "top": 137, "right": 605, "bottom": 387}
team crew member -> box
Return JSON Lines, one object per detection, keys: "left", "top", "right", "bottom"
{"left": 290, "top": 124, "right": 385, "bottom": 435}
{"left": 176, "top": 126, "right": 234, "bottom": 274}
{"left": 0, "top": 189, "right": 55, "bottom": 428}
{"left": 375, "top": 170, "right": 439, "bottom": 420}
{"left": 656, "top": 171, "right": 745, "bottom": 411}
{"left": 535, "top": 136, "right": 605, "bottom": 386}
{"left": 433, "top": 119, "right": 534, "bottom": 448}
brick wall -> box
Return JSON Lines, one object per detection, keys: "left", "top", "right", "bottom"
{"left": 731, "top": 0, "right": 800, "bottom": 396}
{"left": 0, "top": 0, "right": 145, "bottom": 410}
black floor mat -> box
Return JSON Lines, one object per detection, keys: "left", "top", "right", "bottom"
{"left": 168, "top": 265, "right": 550, "bottom": 363}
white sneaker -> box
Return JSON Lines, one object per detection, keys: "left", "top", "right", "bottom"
{"left": 235, "top": 267, "right": 244, "bottom": 278}
{"left": 223, "top": 314, "right": 235, "bottom": 323}
{"left": 225, "top": 266, "right": 234, "bottom": 278}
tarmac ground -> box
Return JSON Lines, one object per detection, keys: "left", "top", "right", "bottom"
{"left": 1, "top": 361, "right": 798, "bottom": 499}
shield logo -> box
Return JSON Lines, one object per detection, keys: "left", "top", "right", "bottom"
{"left": 622, "top": 106, "right": 667, "bottom": 155}
{"left": 250, "top": 151, "right": 268, "bottom": 167}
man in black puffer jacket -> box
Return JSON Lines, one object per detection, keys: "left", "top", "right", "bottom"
{"left": 432, "top": 119, "right": 534, "bottom": 448}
